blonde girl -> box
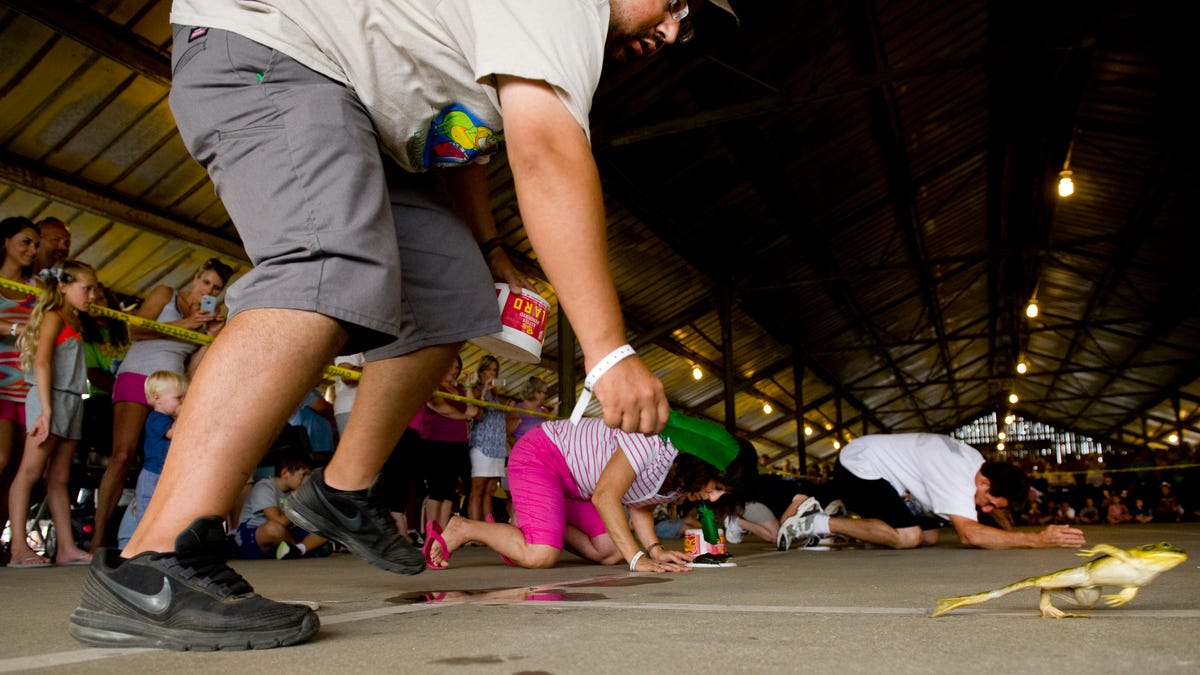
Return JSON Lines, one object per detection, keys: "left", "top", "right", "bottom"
{"left": 6, "top": 260, "right": 98, "bottom": 566}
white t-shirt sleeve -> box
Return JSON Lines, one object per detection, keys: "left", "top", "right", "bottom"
{"left": 463, "top": 0, "right": 605, "bottom": 140}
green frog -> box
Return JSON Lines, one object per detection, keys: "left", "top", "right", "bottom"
{"left": 930, "top": 542, "right": 1187, "bottom": 618}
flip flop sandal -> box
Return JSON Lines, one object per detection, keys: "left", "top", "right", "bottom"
{"left": 423, "top": 521, "right": 451, "bottom": 570}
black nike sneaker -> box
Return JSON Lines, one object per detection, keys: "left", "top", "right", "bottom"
{"left": 69, "top": 516, "right": 318, "bottom": 651}
{"left": 283, "top": 467, "right": 425, "bottom": 575}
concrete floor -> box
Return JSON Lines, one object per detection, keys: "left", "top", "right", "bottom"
{"left": 2, "top": 524, "right": 1198, "bottom": 674}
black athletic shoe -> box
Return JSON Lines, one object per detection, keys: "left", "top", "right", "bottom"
{"left": 283, "top": 467, "right": 425, "bottom": 575}
{"left": 68, "top": 516, "right": 319, "bottom": 651}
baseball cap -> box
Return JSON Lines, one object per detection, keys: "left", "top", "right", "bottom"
{"left": 692, "top": 0, "right": 740, "bottom": 44}
{"left": 707, "top": 0, "right": 739, "bottom": 21}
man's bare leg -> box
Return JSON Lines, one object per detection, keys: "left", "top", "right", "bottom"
{"left": 828, "top": 518, "right": 931, "bottom": 549}
{"left": 123, "top": 309, "right": 346, "bottom": 556}
{"left": 322, "top": 344, "right": 459, "bottom": 491}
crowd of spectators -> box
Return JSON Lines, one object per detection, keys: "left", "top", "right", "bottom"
{"left": 0, "top": 213, "right": 560, "bottom": 564}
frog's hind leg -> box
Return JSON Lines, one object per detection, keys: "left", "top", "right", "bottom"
{"left": 1039, "top": 589, "right": 1088, "bottom": 618}
{"left": 1072, "top": 586, "right": 1101, "bottom": 608}
{"left": 930, "top": 590, "right": 999, "bottom": 617}
{"left": 931, "top": 576, "right": 1043, "bottom": 617}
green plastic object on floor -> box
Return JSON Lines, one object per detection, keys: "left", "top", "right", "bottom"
{"left": 697, "top": 504, "right": 721, "bottom": 544}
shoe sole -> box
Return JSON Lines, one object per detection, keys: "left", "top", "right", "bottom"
{"left": 284, "top": 498, "right": 425, "bottom": 576}
{"left": 68, "top": 607, "right": 319, "bottom": 651}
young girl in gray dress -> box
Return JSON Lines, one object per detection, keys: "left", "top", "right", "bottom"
{"left": 6, "top": 260, "right": 99, "bottom": 566}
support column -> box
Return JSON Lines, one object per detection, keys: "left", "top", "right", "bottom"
{"left": 792, "top": 349, "right": 806, "bottom": 473}
{"left": 556, "top": 306, "right": 577, "bottom": 413}
{"left": 719, "top": 281, "right": 736, "bottom": 433}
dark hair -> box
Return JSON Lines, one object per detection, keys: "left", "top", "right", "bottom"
{"left": 981, "top": 461, "right": 1029, "bottom": 511}
{"left": 664, "top": 437, "right": 758, "bottom": 519}
{"left": 36, "top": 216, "right": 68, "bottom": 231}
{"left": 197, "top": 257, "right": 234, "bottom": 284}
{"left": 2, "top": 216, "right": 40, "bottom": 276}
{"left": 79, "top": 283, "right": 130, "bottom": 348}
{"left": 1, "top": 216, "right": 38, "bottom": 241}
{"left": 274, "top": 447, "right": 314, "bottom": 477}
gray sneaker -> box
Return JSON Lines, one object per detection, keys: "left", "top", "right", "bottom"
{"left": 284, "top": 467, "right": 424, "bottom": 575}
{"left": 777, "top": 513, "right": 821, "bottom": 551}
{"left": 776, "top": 497, "right": 822, "bottom": 550}
{"left": 69, "top": 516, "right": 318, "bottom": 651}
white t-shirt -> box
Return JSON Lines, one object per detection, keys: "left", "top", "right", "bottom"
{"left": 333, "top": 352, "right": 365, "bottom": 417}
{"left": 837, "top": 433, "right": 983, "bottom": 521}
{"left": 541, "top": 418, "right": 679, "bottom": 507}
{"left": 170, "top": 0, "right": 607, "bottom": 172}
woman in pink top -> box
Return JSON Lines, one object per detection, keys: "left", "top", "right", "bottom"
{"left": 424, "top": 416, "right": 752, "bottom": 573}
{"left": 420, "top": 355, "right": 479, "bottom": 530}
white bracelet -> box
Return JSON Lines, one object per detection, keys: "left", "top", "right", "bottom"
{"left": 628, "top": 550, "right": 646, "bottom": 571}
{"left": 569, "top": 344, "right": 636, "bottom": 424}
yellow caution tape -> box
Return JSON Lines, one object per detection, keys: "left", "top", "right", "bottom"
{"left": 0, "top": 277, "right": 557, "bottom": 419}
{"left": 1032, "top": 463, "right": 1200, "bottom": 479}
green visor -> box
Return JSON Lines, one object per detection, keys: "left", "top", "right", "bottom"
{"left": 660, "top": 410, "right": 739, "bottom": 471}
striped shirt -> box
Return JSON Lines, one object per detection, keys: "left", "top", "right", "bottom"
{"left": 541, "top": 418, "right": 679, "bottom": 506}
{"left": 0, "top": 290, "right": 36, "bottom": 403}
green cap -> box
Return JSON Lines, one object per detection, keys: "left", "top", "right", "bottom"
{"left": 660, "top": 410, "right": 739, "bottom": 470}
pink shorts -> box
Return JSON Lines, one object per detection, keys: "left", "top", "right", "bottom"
{"left": 0, "top": 398, "right": 24, "bottom": 424}
{"left": 111, "top": 372, "right": 150, "bottom": 407}
{"left": 507, "top": 425, "right": 607, "bottom": 548}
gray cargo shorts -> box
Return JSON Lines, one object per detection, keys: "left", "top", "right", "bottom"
{"left": 168, "top": 26, "right": 499, "bottom": 355}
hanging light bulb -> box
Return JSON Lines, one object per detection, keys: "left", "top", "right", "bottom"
{"left": 1016, "top": 360, "right": 1028, "bottom": 375}
{"left": 691, "top": 365, "right": 703, "bottom": 380}
{"left": 1008, "top": 392, "right": 1019, "bottom": 405}
{"left": 1168, "top": 433, "right": 1179, "bottom": 444}
{"left": 997, "top": 441, "right": 1006, "bottom": 451}
{"left": 804, "top": 425, "right": 813, "bottom": 436}
{"left": 762, "top": 402, "right": 772, "bottom": 415}
{"left": 832, "top": 440, "right": 841, "bottom": 450}
{"left": 1004, "top": 414, "right": 1015, "bottom": 425}
{"left": 1057, "top": 170, "right": 1074, "bottom": 197}
{"left": 998, "top": 431, "right": 1006, "bottom": 440}
{"left": 1025, "top": 299, "right": 1039, "bottom": 318}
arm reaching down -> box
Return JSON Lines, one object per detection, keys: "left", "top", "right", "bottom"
{"left": 497, "top": 75, "right": 668, "bottom": 435}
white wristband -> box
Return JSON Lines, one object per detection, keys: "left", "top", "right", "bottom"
{"left": 569, "top": 344, "right": 636, "bottom": 424}
{"left": 628, "top": 550, "right": 646, "bottom": 571}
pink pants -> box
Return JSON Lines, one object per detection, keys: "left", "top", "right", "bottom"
{"left": 507, "top": 425, "right": 607, "bottom": 548}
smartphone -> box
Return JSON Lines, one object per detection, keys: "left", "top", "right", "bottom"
{"left": 200, "top": 295, "right": 218, "bottom": 313}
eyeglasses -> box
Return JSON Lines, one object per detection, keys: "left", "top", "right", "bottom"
{"left": 668, "top": 0, "right": 694, "bottom": 43}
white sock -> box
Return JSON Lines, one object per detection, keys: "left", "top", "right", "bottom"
{"left": 811, "top": 514, "right": 832, "bottom": 535}
{"left": 296, "top": 543, "right": 308, "bottom": 555}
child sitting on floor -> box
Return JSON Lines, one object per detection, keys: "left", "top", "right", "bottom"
{"left": 232, "top": 449, "right": 329, "bottom": 559}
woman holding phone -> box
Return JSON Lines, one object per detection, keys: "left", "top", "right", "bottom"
{"left": 90, "top": 257, "right": 233, "bottom": 551}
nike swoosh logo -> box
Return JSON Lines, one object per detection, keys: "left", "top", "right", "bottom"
{"left": 96, "top": 572, "right": 172, "bottom": 616}
{"left": 288, "top": 487, "right": 362, "bottom": 532}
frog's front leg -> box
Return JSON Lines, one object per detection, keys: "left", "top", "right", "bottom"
{"left": 1039, "top": 589, "right": 1088, "bottom": 618}
{"left": 1077, "top": 544, "right": 1132, "bottom": 563}
{"left": 1103, "top": 586, "right": 1139, "bottom": 607}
